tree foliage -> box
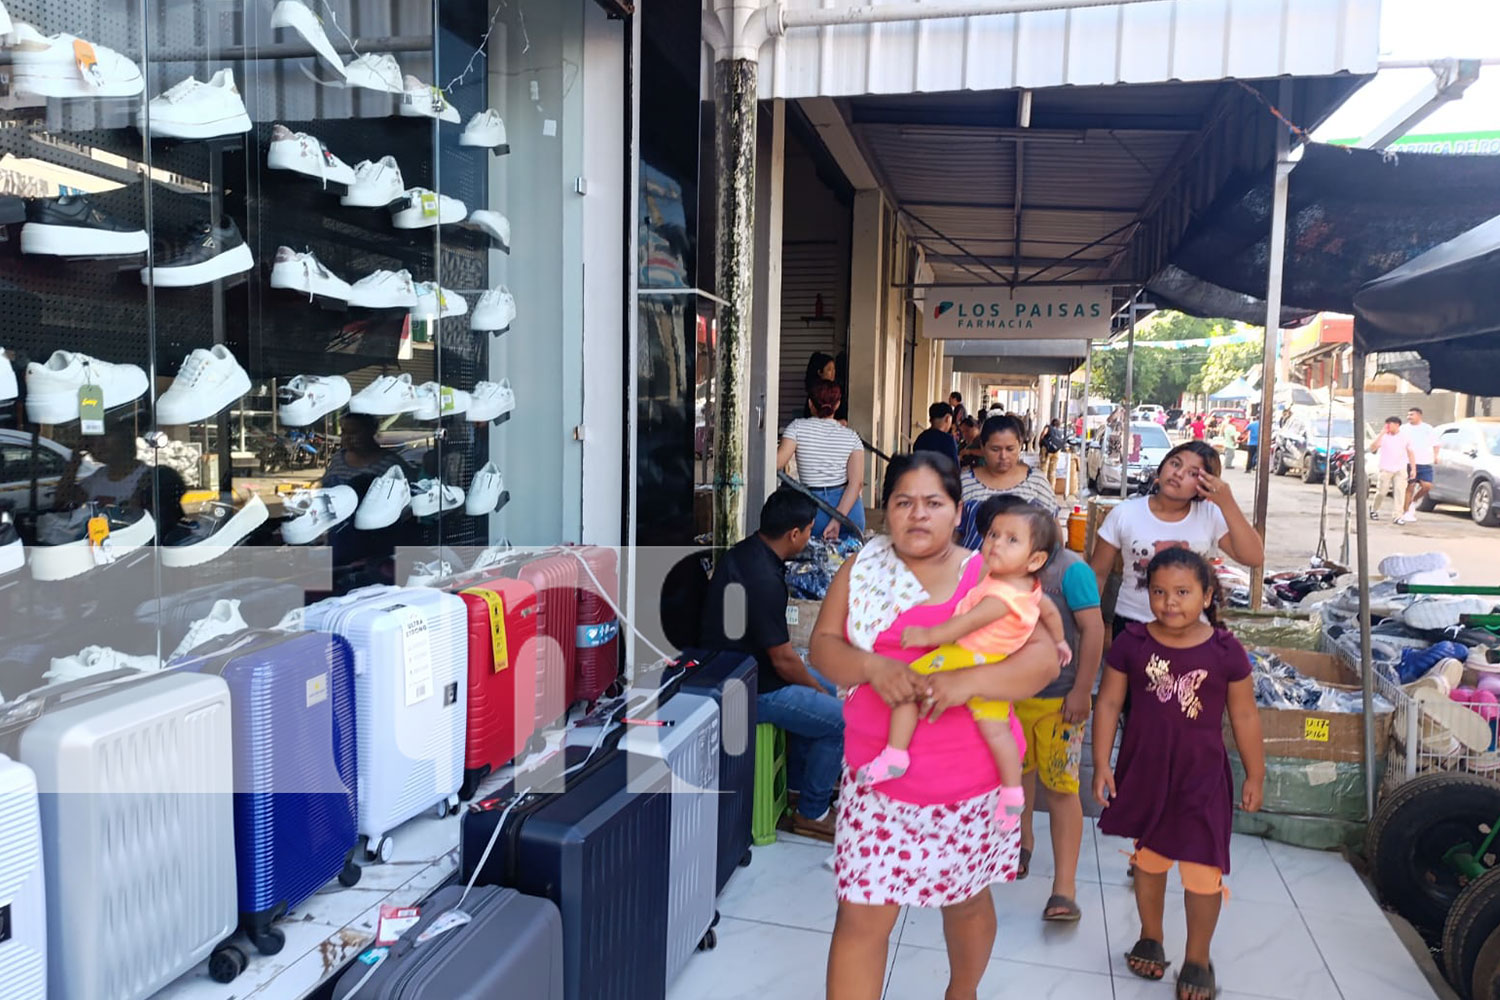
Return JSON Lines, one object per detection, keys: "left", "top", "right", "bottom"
{"left": 1082, "top": 312, "right": 1235, "bottom": 406}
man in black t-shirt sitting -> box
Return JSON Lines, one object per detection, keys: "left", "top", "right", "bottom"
{"left": 700, "top": 488, "right": 844, "bottom": 842}
{"left": 913, "top": 402, "right": 960, "bottom": 464}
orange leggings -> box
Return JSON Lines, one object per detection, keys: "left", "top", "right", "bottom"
{"left": 1131, "top": 845, "right": 1227, "bottom": 898}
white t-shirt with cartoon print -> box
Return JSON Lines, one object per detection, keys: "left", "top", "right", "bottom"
{"left": 1098, "top": 497, "right": 1229, "bottom": 623}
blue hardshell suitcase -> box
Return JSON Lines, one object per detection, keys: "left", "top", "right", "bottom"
{"left": 678, "top": 650, "right": 759, "bottom": 894}
{"left": 461, "top": 748, "right": 673, "bottom": 1000}
{"left": 178, "top": 629, "right": 360, "bottom": 952}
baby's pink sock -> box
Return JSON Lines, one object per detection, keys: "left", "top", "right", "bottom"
{"left": 855, "top": 747, "right": 911, "bottom": 788}
{"left": 996, "top": 785, "right": 1026, "bottom": 832}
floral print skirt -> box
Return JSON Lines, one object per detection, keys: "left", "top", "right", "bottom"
{"left": 833, "top": 766, "right": 1019, "bottom": 907}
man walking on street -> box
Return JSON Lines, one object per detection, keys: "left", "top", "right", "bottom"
{"left": 1241, "top": 412, "right": 1261, "bottom": 474}
{"left": 1041, "top": 418, "right": 1065, "bottom": 484}
{"left": 1397, "top": 407, "right": 1439, "bottom": 525}
{"left": 1370, "top": 416, "right": 1415, "bottom": 521}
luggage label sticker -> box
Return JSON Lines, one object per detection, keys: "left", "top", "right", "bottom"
{"left": 402, "top": 609, "right": 435, "bottom": 706}
{"left": 376, "top": 905, "right": 421, "bottom": 946}
{"left": 415, "top": 908, "right": 471, "bottom": 944}
{"left": 461, "top": 588, "right": 510, "bottom": 672}
{"left": 306, "top": 672, "right": 328, "bottom": 708}
{"left": 358, "top": 946, "right": 389, "bottom": 965}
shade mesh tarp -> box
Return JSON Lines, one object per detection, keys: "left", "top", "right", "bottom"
{"left": 1149, "top": 143, "right": 1500, "bottom": 322}
{"left": 1354, "top": 213, "right": 1500, "bottom": 396}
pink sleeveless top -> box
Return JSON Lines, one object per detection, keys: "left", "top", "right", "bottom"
{"left": 843, "top": 553, "right": 1027, "bottom": 805}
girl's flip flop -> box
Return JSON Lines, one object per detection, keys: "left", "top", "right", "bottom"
{"left": 1042, "top": 894, "right": 1081, "bottom": 922}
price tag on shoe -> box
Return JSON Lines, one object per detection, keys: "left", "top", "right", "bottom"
{"left": 440, "top": 385, "right": 455, "bottom": 415}
{"left": 87, "top": 515, "right": 115, "bottom": 567}
{"left": 73, "top": 40, "right": 102, "bottom": 89}
{"left": 78, "top": 383, "right": 105, "bottom": 435}
{"left": 429, "top": 86, "right": 445, "bottom": 113}
{"left": 420, "top": 192, "right": 439, "bottom": 219}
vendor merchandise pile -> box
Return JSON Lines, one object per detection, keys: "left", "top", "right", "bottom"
{"left": 1320, "top": 552, "right": 1500, "bottom": 775}
{"left": 785, "top": 536, "right": 861, "bottom": 600}
{"left": 1248, "top": 649, "right": 1391, "bottom": 714}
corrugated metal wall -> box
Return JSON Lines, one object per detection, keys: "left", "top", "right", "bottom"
{"left": 778, "top": 240, "right": 844, "bottom": 430}
{"left": 701, "top": 0, "right": 1381, "bottom": 99}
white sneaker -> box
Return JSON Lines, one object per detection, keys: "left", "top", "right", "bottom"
{"left": 391, "top": 188, "right": 466, "bottom": 229}
{"left": 459, "top": 109, "right": 509, "bottom": 152}
{"left": 343, "top": 52, "right": 403, "bottom": 93}
{"left": 0, "top": 2, "right": 13, "bottom": 38}
{"left": 412, "top": 282, "right": 467, "bottom": 320}
{"left": 278, "top": 374, "right": 351, "bottom": 426}
{"left": 169, "top": 598, "right": 249, "bottom": 662}
{"left": 470, "top": 287, "right": 516, "bottom": 333}
{"left": 341, "top": 156, "right": 405, "bottom": 208}
{"left": 413, "top": 381, "right": 472, "bottom": 420}
{"left": 467, "top": 379, "right": 516, "bottom": 422}
{"left": 31, "top": 508, "right": 156, "bottom": 582}
{"left": 269, "top": 0, "right": 346, "bottom": 77}
{"left": 281, "top": 484, "right": 357, "bottom": 543}
{"left": 139, "top": 70, "right": 251, "bottom": 140}
{"left": 410, "top": 478, "right": 464, "bottom": 517}
{"left": 399, "top": 75, "right": 460, "bottom": 123}
{"left": 465, "top": 462, "right": 504, "bottom": 515}
{"left": 406, "top": 559, "right": 455, "bottom": 586}
{"left": 467, "top": 210, "right": 511, "bottom": 253}
{"left": 10, "top": 23, "right": 144, "bottom": 98}
{"left": 156, "top": 345, "right": 251, "bottom": 425}
{"left": 270, "top": 246, "right": 353, "bottom": 302}
{"left": 355, "top": 466, "right": 411, "bottom": 529}
{"left": 267, "top": 124, "right": 356, "bottom": 186}
{"left": 45, "top": 646, "right": 161, "bottom": 685}
{"left": 1379, "top": 552, "right": 1450, "bottom": 578}
{"left": 348, "top": 268, "right": 418, "bottom": 308}
{"left": 0, "top": 347, "right": 16, "bottom": 403}
{"left": 25, "top": 351, "right": 148, "bottom": 425}
{"left": 349, "top": 372, "right": 420, "bottom": 416}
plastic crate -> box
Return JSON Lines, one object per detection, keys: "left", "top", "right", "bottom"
{"left": 752, "top": 723, "right": 788, "bottom": 847}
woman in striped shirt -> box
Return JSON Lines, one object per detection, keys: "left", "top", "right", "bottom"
{"left": 778, "top": 380, "right": 866, "bottom": 541}
{"left": 958, "top": 414, "right": 1060, "bottom": 549}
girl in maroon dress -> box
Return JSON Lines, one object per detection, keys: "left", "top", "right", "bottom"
{"left": 1092, "top": 548, "right": 1265, "bottom": 1000}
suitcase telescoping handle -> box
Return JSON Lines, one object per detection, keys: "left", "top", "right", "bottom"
{"left": 0, "top": 668, "right": 143, "bottom": 736}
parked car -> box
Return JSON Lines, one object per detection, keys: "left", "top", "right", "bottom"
{"left": 1087, "top": 421, "right": 1173, "bottom": 493}
{"left": 1133, "top": 404, "right": 1165, "bottom": 424}
{"left": 0, "top": 428, "right": 97, "bottom": 513}
{"left": 1272, "top": 412, "right": 1356, "bottom": 483}
{"left": 1082, "top": 402, "right": 1114, "bottom": 437}
{"left": 1209, "top": 408, "right": 1249, "bottom": 434}
{"left": 1424, "top": 419, "right": 1500, "bottom": 527}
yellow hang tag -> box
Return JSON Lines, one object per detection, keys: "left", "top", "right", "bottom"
{"left": 1303, "top": 717, "right": 1330, "bottom": 743}
{"left": 461, "top": 587, "right": 509, "bottom": 672}
{"left": 73, "top": 40, "right": 100, "bottom": 86}
{"left": 87, "top": 515, "right": 110, "bottom": 547}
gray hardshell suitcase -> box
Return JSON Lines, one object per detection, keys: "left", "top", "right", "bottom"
{"left": 0, "top": 753, "right": 45, "bottom": 999}
{"left": 619, "top": 692, "right": 721, "bottom": 986}
{"left": 332, "top": 884, "right": 563, "bottom": 1000}
{"left": 18, "top": 672, "right": 238, "bottom": 1000}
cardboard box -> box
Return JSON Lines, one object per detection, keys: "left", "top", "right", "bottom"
{"left": 786, "top": 599, "right": 822, "bottom": 649}
{"left": 1223, "top": 646, "right": 1391, "bottom": 764}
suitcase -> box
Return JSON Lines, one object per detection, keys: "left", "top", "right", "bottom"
{"left": 619, "top": 693, "right": 721, "bottom": 985}
{"left": 512, "top": 553, "right": 578, "bottom": 725}
{"left": 454, "top": 579, "right": 540, "bottom": 799}
{"left": 305, "top": 586, "right": 468, "bottom": 862}
{"left": 18, "top": 672, "right": 238, "bottom": 1000}
{"left": 176, "top": 629, "right": 361, "bottom": 951}
{"left": 570, "top": 546, "right": 621, "bottom": 706}
{"left": 462, "top": 748, "right": 672, "bottom": 1000}
{"left": 0, "top": 754, "right": 45, "bottom": 1000}
{"left": 678, "top": 650, "right": 759, "bottom": 894}
{"left": 331, "top": 884, "right": 563, "bottom": 1000}
{"left": 135, "top": 578, "right": 305, "bottom": 653}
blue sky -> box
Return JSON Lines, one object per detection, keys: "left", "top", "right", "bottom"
{"left": 1314, "top": 0, "right": 1500, "bottom": 141}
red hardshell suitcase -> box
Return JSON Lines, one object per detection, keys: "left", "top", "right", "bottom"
{"left": 455, "top": 579, "right": 541, "bottom": 800}
{"left": 571, "top": 546, "right": 621, "bottom": 707}
{"left": 513, "top": 553, "right": 578, "bottom": 729}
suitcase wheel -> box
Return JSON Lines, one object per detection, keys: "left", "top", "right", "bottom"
{"left": 364, "top": 835, "right": 394, "bottom": 864}
{"left": 711, "top": 910, "right": 721, "bottom": 929}
{"left": 697, "top": 928, "right": 717, "bottom": 952}
{"left": 250, "top": 926, "right": 286, "bottom": 956}
{"left": 209, "top": 943, "right": 247, "bottom": 984}
{"left": 339, "top": 853, "right": 363, "bottom": 888}
{"left": 739, "top": 850, "right": 753, "bottom": 869}
{"left": 435, "top": 793, "right": 461, "bottom": 818}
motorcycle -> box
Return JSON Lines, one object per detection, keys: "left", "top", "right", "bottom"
{"left": 1329, "top": 446, "right": 1357, "bottom": 496}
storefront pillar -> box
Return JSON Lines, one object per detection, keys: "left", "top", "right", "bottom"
{"left": 748, "top": 100, "right": 787, "bottom": 514}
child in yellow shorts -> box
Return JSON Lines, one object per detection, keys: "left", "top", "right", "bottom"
{"left": 855, "top": 499, "right": 1072, "bottom": 831}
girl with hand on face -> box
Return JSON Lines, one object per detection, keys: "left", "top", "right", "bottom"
{"left": 1092, "top": 548, "right": 1264, "bottom": 1000}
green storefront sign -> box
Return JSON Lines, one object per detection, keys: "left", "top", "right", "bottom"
{"left": 1329, "top": 130, "right": 1500, "bottom": 155}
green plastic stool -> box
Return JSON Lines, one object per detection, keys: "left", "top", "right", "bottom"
{"left": 753, "top": 723, "right": 788, "bottom": 846}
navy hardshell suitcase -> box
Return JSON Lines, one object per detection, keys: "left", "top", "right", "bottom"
{"left": 331, "top": 884, "right": 563, "bottom": 1000}
{"left": 461, "top": 748, "right": 673, "bottom": 1000}
{"left": 678, "top": 650, "right": 759, "bottom": 894}
{"left": 178, "top": 629, "right": 360, "bottom": 952}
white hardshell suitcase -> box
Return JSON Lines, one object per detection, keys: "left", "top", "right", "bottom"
{"left": 18, "top": 672, "right": 237, "bottom": 1000}
{"left": 0, "top": 754, "right": 45, "bottom": 999}
{"left": 620, "top": 692, "right": 721, "bottom": 986}
{"left": 305, "top": 586, "right": 468, "bottom": 861}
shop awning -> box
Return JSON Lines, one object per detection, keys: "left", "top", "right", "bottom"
{"left": 1150, "top": 143, "right": 1500, "bottom": 323}
{"left": 1353, "top": 213, "right": 1500, "bottom": 396}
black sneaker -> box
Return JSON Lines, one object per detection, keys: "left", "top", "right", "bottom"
{"left": 20, "top": 195, "right": 148, "bottom": 257}
{"left": 0, "top": 511, "right": 21, "bottom": 576}
{"left": 30, "top": 504, "right": 158, "bottom": 582}
{"left": 143, "top": 216, "right": 254, "bottom": 288}
{"left": 161, "top": 493, "right": 268, "bottom": 568}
